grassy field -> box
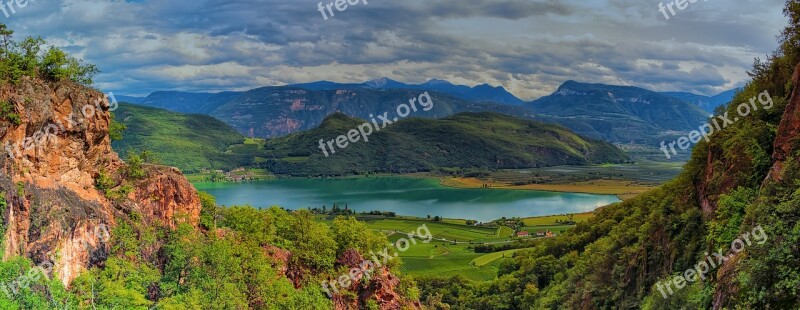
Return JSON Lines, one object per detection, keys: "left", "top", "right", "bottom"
{"left": 331, "top": 217, "right": 523, "bottom": 282}
{"left": 393, "top": 238, "right": 503, "bottom": 281}
{"left": 440, "top": 177, "right": 655, "bottom": 200}
{"left": 521, "top": 213, "right": 594, "bottom": 226}
{"left": 471, "top": 249, "right": 524, "bottom": 267}
{"left": 363, "top": 218, "right": 509, "bottom": 243}
{"left": 520, "top": 225, "right": 574, "bottom": 234}
{"left": 496, "top": 226, "right": 515, "bottom": 238}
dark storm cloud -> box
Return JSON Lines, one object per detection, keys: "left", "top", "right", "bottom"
{"left": 0, "top": 0, "right": 787, "bottom": 98}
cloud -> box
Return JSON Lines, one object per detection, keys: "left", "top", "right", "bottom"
{"left": 1, "top": 0, "right": 787, "bottom": 99}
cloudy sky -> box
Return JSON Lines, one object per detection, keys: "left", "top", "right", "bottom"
{"left": 2, "top": 0, "right": 788, "bottom": 99}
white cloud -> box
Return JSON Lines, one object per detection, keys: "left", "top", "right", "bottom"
{"left": 0, "top": 0, "right": 788, "bottom": 99}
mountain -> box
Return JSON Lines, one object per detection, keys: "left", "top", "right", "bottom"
{"left": 423, "top": 9, "right": 800, "bottom": 309}
{"left": 140, "top": 91, "right": 215, "bottom": 113}
{"left": 290, "top": 78, "right": 527, "bottom": 105}
{"left": 662, "top": 88, "right": 739, "bottom": 113}
{"left": 209, "top": 87, "right": 534, "bottom": 138}
{"left": 528, "top": 80, "right": 710, "bottom": 144}
{"left": 132, "top": 78, "right": 526, "bottom": 120}
{"left": 357, "top": 77, "right": 526, "bottom": 105}
{"left": 112, "top": 103, "right": 250, "bottom": 172}
{"left": 114, "top": 95, "right": 145, "bottom": 104}
{"left": 259, "top": 112, "right": 630, "bottom": 177}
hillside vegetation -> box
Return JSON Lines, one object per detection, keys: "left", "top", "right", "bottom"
{"left": 416, "top": 2, "right": 800, "bottom": 308}
{"left": 259, "top": 112, "right": 630, "bottom": 176}
{"left": 112, "top": 103, "right": 251, "bottom": 172}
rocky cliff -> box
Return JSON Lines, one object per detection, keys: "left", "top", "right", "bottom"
{"left": 767, "top": 63, "right": 800, "bottom": 183}
{"left": 0, "top": 77, "right": 201, "bottom": 286}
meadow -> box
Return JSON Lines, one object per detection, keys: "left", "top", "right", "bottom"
{"left": 348, "top": 216, "right": 577, "bottom": 281}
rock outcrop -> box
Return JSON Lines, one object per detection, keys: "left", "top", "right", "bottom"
{"left": 330, "top": 249, "right": 422, "bottom": 310}
{"left": 0, "top": 77, "right": 201, "bottom": 286}
{"left": 767, "top": 63, "right": 800, "bottom": 182}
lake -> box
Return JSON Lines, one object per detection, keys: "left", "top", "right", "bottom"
{"left": 193, "top": 177, "right": 621, "bottom": 222}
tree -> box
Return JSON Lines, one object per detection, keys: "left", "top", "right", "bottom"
{"left": 109, "top": 112, "right": 126, "bottom": 141}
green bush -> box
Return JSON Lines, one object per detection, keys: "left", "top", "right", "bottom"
{"left": 0, "top": 100, "right": 20, "bottom": 125}
{"left": 125, "top": 153, "right": 146, "bottom": 180}
{"left": 109, "top": 112, "right": 126, "bottom": 141}
{"left": 0, "top": 24, "right": 98, "bottom": 85}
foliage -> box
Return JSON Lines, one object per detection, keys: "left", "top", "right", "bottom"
{"left": 111, "top": 103, "right": 249, "bottom": 173}
{"left": 125, "top": 152, "right": 146, "bottom": 180}
{"left": 417, "top": 1, "right": 800, "bottom": 308}
{"left": 0, "top": 100, "right": 20, "bottom": 125}
{"left": 197, "top": 191, "right": 217, "bottom": 231}
{"left": 261, "top": 112, "right": 630, "bottom": 177}
{"left": 95, "top": 170, "right": 116, "bottom": 194}
{"left": 0, "top": 24, "right": 98, "bottom": 85}
{"left": 109, "top": 112, "right": 126, "bottom": 141}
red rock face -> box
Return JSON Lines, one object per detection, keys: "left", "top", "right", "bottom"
{"left": 768, "top": 63, "right": 800, "bottom": 182}
{"left": 330, "top": 249, "right": 422, "bottom": 310}
{"left": 129, "top": 166, "right": 201, "bottom": 228}
{"left": 0, "top": 77, "right": 200, "bottom": 286}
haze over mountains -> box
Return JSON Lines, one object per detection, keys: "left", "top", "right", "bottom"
{"left": 661, "top": 89, "right": 740, "bottom": 113}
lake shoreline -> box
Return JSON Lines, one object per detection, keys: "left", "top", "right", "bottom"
{"left": 193, "top": 176, "right": 622, "bottom": 222}
{"left": 190, "top": 172, "right": 655, "bottom": 200}
{"left": 436, "top": 177, "right": 655, "bottom": 200}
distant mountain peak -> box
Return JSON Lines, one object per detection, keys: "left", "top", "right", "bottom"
{"left": 364, "top": 77, "right": 398, "bottom": 88}
{"left": 422, "top": 78, "right": 453, "bottom": 86}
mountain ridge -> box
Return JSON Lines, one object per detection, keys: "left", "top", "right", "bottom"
{"left": 259, "top": 111, "right": 630, "bottom": 177}
{"left": 528, "top": 80, "right": 710, "bottom": 144}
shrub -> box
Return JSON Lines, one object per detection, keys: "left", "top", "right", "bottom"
{"left": 0, "top": 24, "right": 98, "bottom": 85}
{"left": 0, "top": 100, "right": 20, "bottom": 125}
{"left": 125, "top": 153, "right": 146, "bottom": 180}
{"left": 109, "top": 112, "right": 126, "bottom": 141}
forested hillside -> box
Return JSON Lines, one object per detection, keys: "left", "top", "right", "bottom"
{"left": 259, "top": 112, "right": 629, "bottom": 177}
{"left": 112, "top": 103, "right": 251, "bottom": 172}
{"left": 417, "top": 2, "right": 800, "bottom": 308}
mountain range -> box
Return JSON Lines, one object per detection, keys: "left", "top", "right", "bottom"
{"left": 294, "top": 77, "right": 527, "bottom": 105}
{"left": 115, "top": 79, "right": 737, "bottom": 145}
{"left": 528, "top": 81, "right": 710, "bottom": 144}
{"left": 661, "top": 88, "right": 739, "bottom": 113}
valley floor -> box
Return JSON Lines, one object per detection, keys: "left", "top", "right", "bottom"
{"left": 440, "top": 178, "right": 654, "bottom": 200}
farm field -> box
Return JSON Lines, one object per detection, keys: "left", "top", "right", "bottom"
{"left": 391, "top": 238, "right": 502, "bottom": 282}
{"left": 321, "top": 209, "right": 599, "bottom": 282}
{"left": 364, "top": 218, "right": 514, "bottom": 243}
{"left": 521, "top": 212, "right": 594, "bottom": 226}
{"left": 343, "top": 217, "right": 524, "bottom": 282}
{"left": 520, "top": 225, "right": 574, "bottom": 234}
{"left": 471, "top": 248, "right": 525, "bottom": 267}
